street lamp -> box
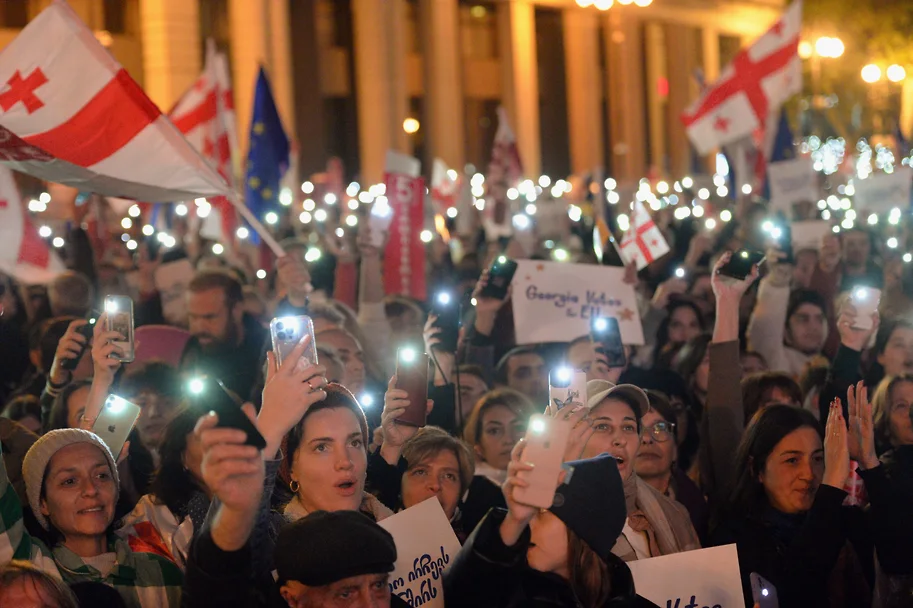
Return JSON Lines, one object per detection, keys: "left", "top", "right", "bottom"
{"left": 861, "top": 64, "right": 882, "bottom": 83}
{"left": 800, "top": 36, "right": 844, "bottom": 98}
{"left": 814, "top": 36, "right": 844, "bottom": 59}
{"left": 887, "top": 64, "right": 906, "bottom": 83}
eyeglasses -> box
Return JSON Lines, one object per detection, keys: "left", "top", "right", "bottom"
{"left": 642, "top": 421, "right": 676, "bottom": 442}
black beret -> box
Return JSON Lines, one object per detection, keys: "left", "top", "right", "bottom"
{"left": 275, "top": 510, "right": 397, "bottom": 587}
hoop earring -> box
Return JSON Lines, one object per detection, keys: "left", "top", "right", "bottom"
{"left": 289, "top": 480, "right": 300, "bottom": 493}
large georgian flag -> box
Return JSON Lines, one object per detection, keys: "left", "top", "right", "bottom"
{"left": 0, "top": 166, "right": 64, "bottom": 284}
{"left": 484, "top": 107, "right": 523, "bottom": 239}
{"left": 0, "top": 0, "right": 230, "bottom": 202}
{"left": 682, "top": 1, "right": 802, "bottom": 155}
{"left": 619, "top": 201, "right": 670, "bottom": 270}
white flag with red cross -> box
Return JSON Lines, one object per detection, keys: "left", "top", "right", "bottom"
{"left": 619, "top": 201, "right": 670, "bottom": 270}
{"left": 0, "top": 166, "right": 64, "bottom": 283}
{"left": 0, "top": 0, "right": 230, "bottom": 202}
{"left": 431, "top": 158, "right": 461, "bottom": 214}
{"left": 484, "top": 107, "right": 523, "bottom": 239}
{"left": 169, "top": 39, "right": 240, "bottom": 239}
{"left": 682, "top": 1, "right": 802, "bottom": 155}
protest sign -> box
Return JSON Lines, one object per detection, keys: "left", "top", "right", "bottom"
{"left": 383, "top": 151, "right": 427, "bottom": 301}
{"left": 627, "top": 544, "right": 745, "bottom": 608}
{"left": 791, "top": 220, "right": 831, "bottom": 251}
{"left": 853, "top": 168, "right": 913, "bottom": 214}
{"left": 378, "top": 498, "right": 461, "bottom": 608}
{"left": 768, "top": 157, "right": 818, "bottom": 213}
{"left": 154, "top": 259, "right": 194, "bottom": 326}
{"left": 512, "top": 261, "right": 644, "bottom": 345}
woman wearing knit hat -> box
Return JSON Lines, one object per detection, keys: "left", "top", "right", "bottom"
{"left": 0, "top": 428, "right": 183, "bottom": 606}
{"left": 582, "top": 379, "right": 701, "bottom": 561}
{"left": 443, "top": 450, "right": 658, "bottom": 607}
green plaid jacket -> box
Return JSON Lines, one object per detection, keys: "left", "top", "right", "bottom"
{"left": 0, "top": 442, "right": 183, "bottom": 607}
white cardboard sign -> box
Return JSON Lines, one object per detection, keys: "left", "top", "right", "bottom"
{"left": 853, "top": 168, "right": 912, "bottom": 214}
{"left": 511, "top": 261, "right": 644, "bottom": 345}
{"left": 627, "top": 544, "right": 745, "bottom": 608}
{"left": 154, "top": 259, "right": 194, "bottom": 326}
{"left": 768, "top": 157, "right": 818, "bottom": 213}
{"left": 378, "top": 498, "right": 461, "bottom": 608}
{"left": 791, "top": 220, "right": 831, "bottom": 251}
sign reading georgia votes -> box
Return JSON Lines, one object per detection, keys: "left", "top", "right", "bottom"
{"left": 511, "top": 260, "right": 644, "bottom": 345}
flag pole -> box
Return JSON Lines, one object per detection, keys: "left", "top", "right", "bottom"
{"left": 226, "top": 190, "right": 286, "bottom": 257}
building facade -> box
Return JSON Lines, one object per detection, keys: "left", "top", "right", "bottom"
{"left": 2, "top": 0, "right": 786, "bottom": 185}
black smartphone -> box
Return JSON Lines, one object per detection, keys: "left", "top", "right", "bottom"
{"left": 61, "top": 310, "right": 99, "bottom": 371}
{"left": 590, "top": 316, "right": 626, "bottom": 368}
{"left": 185, "top": 376, "right": 266, "bottom": 449}
{"left": 777, "top": 224, "right": 794, "bottom": 264}
{"left": 430, "top": 291, "right": 460, "bottom": 353}
{"left": 719, "top": 250, "right": 766, "bottom": 281}
{"left": 394, "top": 347, "right": 429, "bottom": 427}
{"left": 479, "top": 255, "right": 518, "bottom": 300}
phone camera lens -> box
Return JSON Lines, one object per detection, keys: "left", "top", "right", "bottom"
{"left": 276, "top": 322, "right": 284, "bottom": 330}
{"left": 277, "top": 332, "right": 287, "bottom": 340}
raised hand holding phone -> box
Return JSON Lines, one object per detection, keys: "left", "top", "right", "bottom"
{"left": 394, "top": 347, "right": 430, "bottom": 427}
{"left": 91, "top": 312, "right": 125, "bottom": 386}
{"left": 513, "top": 414, "right": 572, "bottom": 509}
{"left": 104, "top": 295, "right": 135, "bottom": 362}
{"left": 848, "top": 286, "right": 881, "bottom": 331}
{"left": 187, "top": 376, "right": 267, "bottom": 449}
{"left": 91, "top": 395, "right": 141, "bottom": 458}
{"left": 836, "top": 301, "right": 879, "bottom": 352}
{"left": 379, "top": 375, "right": 432, "bottom": 465}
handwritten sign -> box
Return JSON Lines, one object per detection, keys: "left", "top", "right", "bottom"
{"left": 378, "top": 498, "right": 461, "bottom": 608}
{"left": 512, "top": 261, "right": 644, "bottom": 345}
{"left": 627, "top": 544, "right": 745, "bottom": 608}
{"left": 154, "top": 259, "right": 194, "bottom": 326}
{"left": 853, "top": 167, "right": 912, "bottom": 214}
{"left": 791, "top": 220, "right": 831, "bottom": 251}
{"left": 768, "top": 157, "right": 818, "bottom": 213}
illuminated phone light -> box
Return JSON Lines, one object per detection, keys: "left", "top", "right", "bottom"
{"left": 347, "top": 199, "right": 359, "bottom": 211}
{"left": 720, "top": 209, "right": 732, "bottom": 222}
{"left": 512, "top": 214, "right": 531, "bottom": 230}
{"left": 279, "top": 188, "right": 293, "bottom": 206}
{"left": 692, "top": 205, "right": 705, "bottom": 218}
{"left": 887, "top": 237, "right": 899, "bottom": 249}
{"left": 553, "top": 248, "right": 569, "bottom": 262}
{"left": 360, "top": 393, "right": 374, "bottom": 408}
{"left": 299, "top": 211, "right": 312, "bottom": 224}
{"left": 335, "top": 227, "right": 345, "bottom": 238}
{"left": 325, "top": 193, "right": 337, "bottom": 205}
{"left": 554, "top": 367, "right": 572, "bottom": 383}
{"left": 525, "top": 203, "right": 537, "bottom": 215}
{"left": 264, "top": 211, "right": 279, "bottom": 225}
{"left": 314, "top": 209, "right": 328, "bottom": 223}
{"left": 675, "top": 267, "right": 686, "bottom": 278}
{"left": 497, "top": 256, "right": 507, "bottom": 264}
{"left": 593, "top": 317, "right": 608, "bottom": 332}
{"left": 236, "top": 227, "right": 250, "bottom": 239}
{"left": 761, "top": 589, "right": 769, "bottom": 597}
{"left": 400, "top": 348, "right": 417, "bottom": 363}
{"left": 195, "top": 202, "right": 211, "bottom": 218}
{"left": 420, "top": 230, "right": 433, "bottom": 243}
{"left": 305, "top": 247, "right": 322, "bottom": 262}
{"left": 212, "top": 243, "right": 224, "bottom": 255}
{"left": 51, "top": 236, "right": 64, "bottom": 248}
{"left": 256, "top": 269, "right": 267, "bottom": 279}
{"left": 446, "top": 207, "right": 458, "bottom": 218}
{"left": 437, "top": 292, "right": 451, "bottom": 305}
{"left": 904, "top": 253, "right": 912, "bottom": 263}
{"left": 345, "top": 214, "right": 358, "bottom": 227}
{"left": 530, "top": 418, "right": 546, "bottom": 434}
{"left": 105, "top": 299, "right": 119, "bottom": 313}
{"left": 740, "top": 251, "right": 750, "bottom": 258}
{"left": 697, "top": 188, "right": 710, "bottom": 200}
{"left": 741, "top": 184, "right": 752, "bottom": 195}
{"left": 126, "top": 239, "right": 138, "bottom": 251}
{"left": 704, "top": 218, "right": 717, "bottom": 231}
{"left": 38, "top": 225, "right": 52, "bottom": 238}
{"left": 867, "top": 214, "right": 878, "bottom": 225}
{"left": 142, "top": 224, "right": 154, "bottom": 236}
{"left": 506, "top": 188, "right": 519, "bottom": 201}
{"left": 277, "top": 317, "right": 300, "bottom": 331}
{"left": 301, "top": 181, "right": 314, "bottom": 194}
{"left": 188, "top": 378, "right": 205, "bottom": 395}
{"left": 470, "top": 297, "right": 478, "bottom": 307}
{"left": 769, "top": 227, "right": 782, "bottom": 240}
{"left": 538, "top": 175, "right": 551, "bottom": 188}
{"left": 106, "top": 395, "right": 127, "bottom": 414}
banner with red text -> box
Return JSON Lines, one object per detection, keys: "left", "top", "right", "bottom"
{"left": 383, "top": 151, "right": 426, "bottom": 301}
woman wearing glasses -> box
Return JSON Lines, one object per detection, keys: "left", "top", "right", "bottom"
{"left": 635, "top": 390, "right": 709, "bottom": 542}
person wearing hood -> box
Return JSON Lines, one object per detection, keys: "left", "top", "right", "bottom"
{"left": 582, "top": 380, "right": 701, "bottom": 561}
{"left": 443, "top": 452, "right": 658, "bottom": 607}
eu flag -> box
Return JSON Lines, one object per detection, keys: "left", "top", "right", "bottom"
{"left": 244, "top": 67, "right": 289, "bottom": 243}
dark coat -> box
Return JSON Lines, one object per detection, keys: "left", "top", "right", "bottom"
{"left": 443, "top": 508, "right": 658, "bottom": 608}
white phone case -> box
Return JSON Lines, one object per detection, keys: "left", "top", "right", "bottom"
{"left": 514, "top": 414, "right": 572, "bottom": 509}
{"left": 548, "top": 371, "right": 587, "bottom": 417}
{"left": 850, "top": 287, "right": 881, "bottom": 330}
{"left": 92, "top": 396, "right": 141, "bottom": 458}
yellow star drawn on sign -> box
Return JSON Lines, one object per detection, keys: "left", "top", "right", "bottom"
{"left": 261, "top": 188, "right": 273, "bottom": 199}
{"left": 248, "top": 176, "right": 261, "bottom": 189}
{"left": 253, "top": 122, "right": 265, "bottom": 135}
{"left": 618, "top": 308, "right": 635, "bottom": 322}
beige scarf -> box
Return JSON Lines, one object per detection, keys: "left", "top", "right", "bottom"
{"left": 282, "top": 492, "right": 394, "bottom": 523}
{"left": 612, "top": 472, "right": 701, "bottom": 561}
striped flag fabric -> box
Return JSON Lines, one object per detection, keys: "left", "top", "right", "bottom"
{"left": 0, "top": 0, "right": 230, "bottom": 202}
{"left": 0, "top": 165, "right": 64, "bottom": 283}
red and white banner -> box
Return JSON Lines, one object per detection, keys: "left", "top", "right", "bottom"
{"left": 169, "top": 39, "right": 239, "bottom": 239}
{"left": 484, "top": 107, "right": 523, "bottom": 240}
{"left": 682, "top": 1, "right": 802, "bottom": 155}
{"left": 431, "top": 158, "right": 460, "bottom": 213}
{"left": 0, "top": 166, "right": 64, "bottom": 283}
{"left": 383, "top": 151, "right": 426, "bottom": 301}
{"left": 0, "top": 0, "right": 229, "bottom": 202}
{"left": 620, "top": 201, "right": 670, "bottom": 270}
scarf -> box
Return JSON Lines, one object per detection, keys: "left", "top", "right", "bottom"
{"left": 613, "top": 472, "right": 701, "bottom": 561}
{"left": 282, "top": 492, "right": 394, "bottom": 523}
{"left": 474, "top": 462, "right": 508, "bottom": 487}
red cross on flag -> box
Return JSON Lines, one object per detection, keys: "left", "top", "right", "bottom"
{"left": 431, "top": 158, "right": 461, "bottom": 213}
{"left": 681, "top": 1, "right": 802, "bottom": 155}
{"left": 0, "top": 0, "right": 230, "bottom": 202}
{"left": 619, "top": 201, "right": 670, "bottom": 270}
{"left": 484, "top": 107, "right": 523, "bottom": 240}
{"left": 0, "top": 166, "right": 64, "bottom": 283}
{"left": 169, "top": 39, "right": 239, "bottom": 239}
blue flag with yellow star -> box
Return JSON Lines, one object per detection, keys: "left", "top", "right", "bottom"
{"left": 244, "top": 67, "right": 289, "bottom": 243}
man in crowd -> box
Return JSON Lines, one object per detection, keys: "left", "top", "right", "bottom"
{"left": 493, "top": 345, "right": 549, "bottom": 406}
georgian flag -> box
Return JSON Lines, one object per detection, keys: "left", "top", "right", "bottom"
{"left": 682, "top": 1, "right": 802, "bottom": 155}
{"left": 431, "top": 158, "right": 460, "bottom": 213}
{"left": 484, "top": 107, "right": 523, "bottom": 239}
{"left": 0, "top": 0, "right": 230, "bottom": 202}
{"left": 0, "top": 166, "right": 64, "bottom": 283}
{"left": 619, "top": 201, "right": 670, "bottom": 270}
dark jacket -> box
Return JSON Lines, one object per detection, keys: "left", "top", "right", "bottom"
{"left": 460, "top": 475, "right": 507, "bottom": 537}
{"left": 179, "top": 314, "right": 268, "bottom": 402}
{"left": 443, "top": 508, "right": 658, "bottom": 608}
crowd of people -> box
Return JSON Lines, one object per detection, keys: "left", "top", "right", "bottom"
{"left": 0, "top": 189, "right": 911, "bottom": 608}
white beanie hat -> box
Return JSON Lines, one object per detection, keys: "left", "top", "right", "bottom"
{"left": 22, "top": 429, "right": 120, "bottom": 531}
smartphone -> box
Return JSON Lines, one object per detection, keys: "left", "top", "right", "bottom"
{"left": 548, "top": 367, "right": 587, "bottom": 416}
{"left": 430, "top": 292, "right": 460, "bottom": 353}
{"left": 61, "top": 311, "right": 99, "bottom": 371}
{"left": 850, "top": 286, "right": 881, "bottom": 330}
{"left": 368, "top": 201, "right": 394, "bottom": 248}
{"left": 270, "top": 316, "right": 318, "bottom": 372}
{"left": 750, "top": 572, "right": 779, "bottom": 608}
{"left": 778, "top": 224, "right": 794, "bottom": 264}
{"left": 514, "top": 414, "right": 572, "bottom": 509}
{"left": 719, "top": 250, "right": 766, "bottom": 281}
{"left": 394, "top": 347, "right": 429, "bottom": 427}
{"left": 591, "top": 317, "right": 626, "bottom": 368}
{"left": 104, "top": 295, "right": 135, "bottom": 362}
{"left": 91, "top": 395, "right": 141, "bottom": 458}
{"left": 674, "top": 267, "right": 686, "bottom": 279}
{"left": 479, "top": 255, "right": 518, "bottom": 300}
{"left": 185, "top": 376, "right": 267, "bottom": 449}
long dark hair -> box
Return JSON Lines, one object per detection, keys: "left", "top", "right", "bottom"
{"left": 45, "top": 380, "right": 93, "bottom": 433}
{"left": 865, "top": 318, "right": 913, "bottom": 388}
{"left": 653, "top": 300, "right": 706, "bottom": 368}
{"left": 717, "top": 405, "right": 821, "bottom": 528}
{"left": 148, "top": 406, "right": 205, "bottom": 516}
{"left": 740, "top": 371, "right": 803, "bottom": 425}
{"left": 567, "top": 527, "right": 611, "bottom": 608}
